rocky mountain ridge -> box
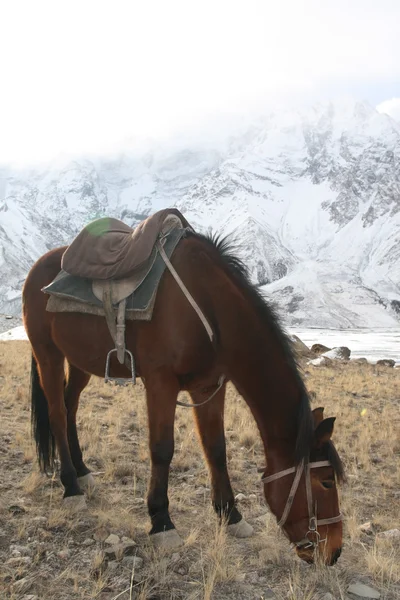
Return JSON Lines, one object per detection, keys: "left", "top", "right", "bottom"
{"left": 1, "top": 99, "right": 399, "bottom": 327}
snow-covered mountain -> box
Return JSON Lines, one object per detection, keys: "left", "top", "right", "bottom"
{"left": 1, "top": 100, "right": 399, "bottom": 328}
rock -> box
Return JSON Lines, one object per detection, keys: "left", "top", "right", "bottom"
{"left": 248, "top": 494, "right": 257, "bottom": 500}
{"left": 262, "top": 589, "right": 275, "bottom": 599}
{"left": 353, "top": 357, "right": 368, "bottom": 364}
{"left": 308, "top": 356, "right": 332, "bottom": 367}
{"left": 82, "top": 537, "right": 95, "bottom": 546}
{"left": 322, "top": 346, "right": 351, "bottom": 360}
{"left": 104, "top": 533, "right": 120, "bottom": 545}
{"left": 107, "top": 560, "right": 119, "bottom": 574}
{"left": 104, "top": 541, "right": 137, "bottom": 560}
{"left": 376, "top": 528, "right": 400, "bottom": 539}
{"left": 121, "top": 556, "right": 143, "bottom": 569}
{"left": 10, "top": 544, "right": 33, "bottom": 556}
{"left": 57, "top": 549, "right": 71, "bottom": 560}
{"left": 376, "top": 359, "right": 395, "bottom": 367}
{"left": 322, "top": 594, "right": 335, "bottom": 600}
{"left": 6, "top": 556, "right": 32, "bottom": 566}
{"left": 22, "top": 595, "right": 38, "bottom": 600}
{"left": 311, "top": 343, "right": 331, "bottom": 355}
{"left": 94, "top": 527, "right": 109, "bottom": 542}
{"left": 8, "top": 504, "right": 26, "bottom": 515}
{"left": 171, "top": 552, "right": 180, "bottom": 562}
{"left": 31, "top": 516, "right": 47, "bottom": 525}
{"left": 289, "top": 335, "right": 312, "bottom": 357}
{"left": 347, "top": 582, "right": 380, "bottom": 598}
{"left": 235, "top": 493, "right": 247, "bottom": 501}
{"left": 245, "top": 571, "right": 259, "bottom": 584}
{"left": 359, "top": 522, "right": 373, "bottom": 534}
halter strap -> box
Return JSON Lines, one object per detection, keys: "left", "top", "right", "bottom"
{"left": 261, "top": 459, "right": 342, "bottom": 548}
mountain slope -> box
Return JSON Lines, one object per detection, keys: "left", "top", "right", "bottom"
{"left": 1, "top": 100, "right": 399, "bottom": 327}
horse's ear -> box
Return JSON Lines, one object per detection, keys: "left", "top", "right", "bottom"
{"left": 312, "top": 407, "right": 325, "bottom": 427}
{"left": 314, "top": 417, "right": 335, "bottom": 447}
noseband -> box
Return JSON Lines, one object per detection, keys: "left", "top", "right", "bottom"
{"left": 262, "top": 459, "right": 342, "bottom": 549}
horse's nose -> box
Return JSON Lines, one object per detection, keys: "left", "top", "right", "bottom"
{"left": 330, "top": 547, "right": 342, "bottom": 565}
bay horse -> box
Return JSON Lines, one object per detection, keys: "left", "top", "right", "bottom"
{"left": 22, "top": 229, "right": 344, "bottom": 565}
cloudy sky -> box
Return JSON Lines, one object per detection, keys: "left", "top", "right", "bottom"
{"left": 0, "top": 0, "right": 399, "bottom": 163}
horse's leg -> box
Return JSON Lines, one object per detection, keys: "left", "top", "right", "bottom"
{"left": 192, "top": 386, "right": 254, "bottom": 538}
{"left": 144, "top": 370, "right": 182, "bottom": 549}
{"left": 64, "top": 364, "right": 94, "bottom": 491}
{"left": 33, "top": 346, "right": 85, "bottom": 509}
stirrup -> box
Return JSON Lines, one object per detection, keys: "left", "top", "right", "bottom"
{"left": 105, "top": 348, "right": 136, "bottom": 386}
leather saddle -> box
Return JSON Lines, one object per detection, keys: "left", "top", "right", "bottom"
{"left": 60, "top": 208, "right": 192, "bottom": 384}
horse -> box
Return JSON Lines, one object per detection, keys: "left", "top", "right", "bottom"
{"left": 22, "top": 228, "right": 344, "bottom": 565}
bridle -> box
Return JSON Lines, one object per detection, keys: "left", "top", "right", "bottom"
{"left": 262, "top": 459, "right": 342, "bottom": 550}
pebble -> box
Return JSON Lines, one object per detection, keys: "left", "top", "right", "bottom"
{"left": 235, "top": 493, "right": 247, "bottom": 501}
{"left": 105, "top": 533, "right": 120, "bottom": 545}
{"left": 32, "top": 516, "right": 47, "bottom": 525}
{"left": 94, "top": 527, "right": 109, "bottom": 542}
{"left": 57, "top": 549, "right": 71, "bottom": 560}
{"left": 348, "top": 582, "right": 381, "bottom": 598}
{"left": 22, "top": 596, "right": 38, "bottom": 600}
{"left": 6, "top": 556, "right": 32, "bottom": 566}
{"left": 262, "top": 589, "right": 275, "bottom": 599}
{"left": 171, "top": 552, "right": 180, "bottom": 562}
{"left": 121, "top": 556, "right": 143, "bottom": 569}
{"left": 104, "top": 541, "right": 137, "bottom": 560}
{"left": 107, "top": 560, "right": 119, "bottom": 574}
{"left": 359, "top": 522, "right": 373, "bottom": 534}
{"left": 82, "top": 538, "right": 95, "bottom": 546}
{"left": 322, "top": 594, "right": 335, "bottom": 600}
{"left": 376, "top": 528, "right": 400, "bottom": 539}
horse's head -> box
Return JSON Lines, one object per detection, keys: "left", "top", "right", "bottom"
{"left": 262, "top": 407, "right": 343, "bottom": 566}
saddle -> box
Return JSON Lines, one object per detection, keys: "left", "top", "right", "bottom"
{"left": 60, "top": 208, "right": 192, "bottom": 384}
{"left": 62, "top": 208, "right": 191, "bottom": 280}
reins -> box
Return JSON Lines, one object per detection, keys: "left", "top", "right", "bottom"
{"left": 262, "top": 459, "right": 342, "bottom": 549}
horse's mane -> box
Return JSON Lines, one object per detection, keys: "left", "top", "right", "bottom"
{"left": 189, "top": 231, "right": 344, "bottom": 480}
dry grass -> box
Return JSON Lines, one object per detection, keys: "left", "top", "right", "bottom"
{"left": 0, "top": 340, "right": 399, "bottom": 599}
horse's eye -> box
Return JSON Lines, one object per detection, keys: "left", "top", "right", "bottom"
{"left": 322, "top": 480, "right": 334, "bottom": 489}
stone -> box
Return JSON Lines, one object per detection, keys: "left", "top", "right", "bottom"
{"left": 347, "top": 582, "right": 380, "bottom": 598}
{"left": 322, "top": 346, "right": 351, "bottom": 360}
{"left": 227, "top": 519, "right": 254, "bottom": 538}
{"left": 10, "top": 544, "right": 33, "bottom": 556}
{"left": 8, "top": 504, "right": 26, "bottom": 515}
{"left": 107, "top": 560, "right": 119, "bottom": 574}
{"left": 150, "top": 529, "right": 183, "bottom": 549}
{"left": 235, "top": 493, "right": 247, "bottom": 501}
{"left": 82, "top": 537, "right": 95, "bottom": 546}
{"left": 104, "top": 541, "right": 137, "bottom": 560}
{"left": 262, "top": 589, "right": 276, "bottom": 599}
{"left": 171, "top": 552, "right": 180, "bottom": 562}
{"left": 289, "top": 335, "right": 312, "bottom": 357}
{"left": 22, "top": 596, "right": 38, "bottom": 600}
{"left": 359, "top": 522, "right": 373, "bottom": 534}
{"left": 311, "top": 343, "right": 331, "bottom": 355}
{"left": 105, "top": 533, "right": 120, "bottom": 545}
{"left": 94, "top": 527, "right": 109, "bottom": 542}
{"left": 6, "top": 556, "right": 32, "bottom": 566}
{"left": 322, "top": 594, "right": 335, "bottom": 600}
{"left": 376, "top": 359, "right": 395, "bottom": 367}
{"left": 57, "top": 549, "right": 71, "bottom": 560}
{"left": 308, "top": 356, "right": 332, "bottom": 367}
{"left": 121, "top": 556, "right": 143, "bottom": 569}
{"left": 376, "top": 528, "right": 400, "bottom": 539}
{"left": 31, "top": 516, "right": 48, "bottom": 525}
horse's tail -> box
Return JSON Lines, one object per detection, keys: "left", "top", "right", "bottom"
{"left": 30, "top": 354, "right": 56, "bottom": 472}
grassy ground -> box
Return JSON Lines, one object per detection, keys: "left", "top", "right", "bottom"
{"left": 0, "top": 340, "right": 399, "bottom": 600}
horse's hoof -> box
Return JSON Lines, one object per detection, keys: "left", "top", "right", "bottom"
{"left": 63, "top": 495, "right": 87, "bottom": 513}
{"left": 227, "top": 519, "right": 254, "bottom": 538}
{"left": 77, "top": 473, "right": 96, "bottom": 492}
{"left": 150, "top": 529, "right": 184, "bottom": 550}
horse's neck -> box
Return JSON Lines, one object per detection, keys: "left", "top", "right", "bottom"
{"left": 223, "top": 302, "right": 304, "bottom": 465}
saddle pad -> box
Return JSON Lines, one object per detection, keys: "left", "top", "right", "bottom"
{"left": 43, "top": 226, "right": 186, "bottom": 320}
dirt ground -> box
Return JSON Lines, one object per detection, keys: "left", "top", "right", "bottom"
{"left": 0, "top": 340, "right": 399, "bottom": 600}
